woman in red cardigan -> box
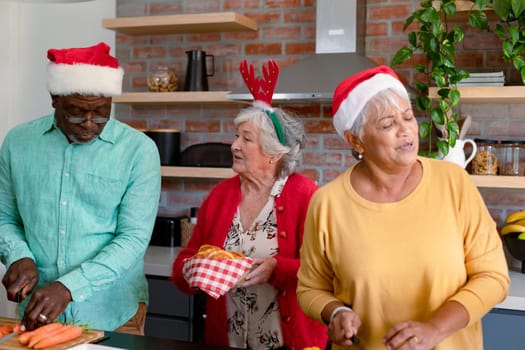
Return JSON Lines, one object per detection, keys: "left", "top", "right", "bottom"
{"left": 172, "top": 99, "right": 327, "bottom": 350}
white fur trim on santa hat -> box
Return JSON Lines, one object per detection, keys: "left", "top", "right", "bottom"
{"left": 47, "top": 63, "right": 124, "bottom": 97}
{"left": 333, "top": 73, "right": 408, "bottom": 139}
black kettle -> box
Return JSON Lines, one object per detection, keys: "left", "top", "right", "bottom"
{"left": 184, "top": 50, "right": 215, "bottom": 91}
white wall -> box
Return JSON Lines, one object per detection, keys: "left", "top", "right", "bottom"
{"left": 0, "top": 0, "right": 115, "bottom": 318}
{"left": 0, "top": 0, "right": 115, "bottom": 143}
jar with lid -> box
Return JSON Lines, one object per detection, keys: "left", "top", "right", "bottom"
{"left": 148, "top": 67, "right": 178, "bottom": 92}
{"left": 471, "top": 138, "right": 499, "bottom": 175}
{"left": 500, "top": 140, "right": 524, "bottom": 176}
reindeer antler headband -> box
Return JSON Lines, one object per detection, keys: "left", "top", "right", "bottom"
{"left": 240, "top": 59, "right": 286, "bottom": 145}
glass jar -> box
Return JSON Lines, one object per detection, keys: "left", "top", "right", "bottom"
{"left": 148, "top": 67, "right": 178, "bottom": 92}
{"left": 471, "top": 138, "right": 499, "bottom": 175}
{"left": 500, "top": 140, "right": 524, "bottom": 176}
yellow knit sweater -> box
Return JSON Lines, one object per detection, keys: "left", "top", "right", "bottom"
{"left": 297, "top": 157, "right": 509, "bottom": 350}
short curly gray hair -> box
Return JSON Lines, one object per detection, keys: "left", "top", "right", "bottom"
{"left": 234, "top": 106, "right": 305, "bottom": 178}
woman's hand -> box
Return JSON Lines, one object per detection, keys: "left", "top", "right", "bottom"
{"left": 383, "top": 320, "right": 440, "bottom": 350}
{"left": 237, "top": 257, "right": 277, "bottom": 287}
{"left": 329, "top": 308, "right": 361, "bottom": 347}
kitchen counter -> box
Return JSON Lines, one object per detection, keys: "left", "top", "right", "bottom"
{"left": 144, "top": 246, "right": 180, "bottom": 277}
{"left": 143, "top": 246, "right": 525, "bottom": 311}
{"left": 496, "top": 267, "right": 525, "bottom": 311}
{"left": 98, "top": 330, "right": 234, "bottom": 350}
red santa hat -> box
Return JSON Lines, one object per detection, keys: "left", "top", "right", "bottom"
{"left": 332, "top": 65, "right": 408, "bottom": 138}
{"left": 47, "top": 42, "right": 124, "bottom": 97}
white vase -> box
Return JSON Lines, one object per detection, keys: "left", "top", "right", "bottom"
{"left": 440, "top": 139, "right": 477, "bottom": 168}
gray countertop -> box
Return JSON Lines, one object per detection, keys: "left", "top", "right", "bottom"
{"left": 144, "top": 245, "right": 180, "bottom": 277}
{"left": 144, "top": 246, "right": 525, "bottom": 312}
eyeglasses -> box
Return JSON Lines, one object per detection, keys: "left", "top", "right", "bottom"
{"left": 63, "top": 107, "right": 110, "bottom": 124}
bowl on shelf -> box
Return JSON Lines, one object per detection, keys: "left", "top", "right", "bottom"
{"left": 503, "top": 234, "right": 525, "bottom": 273}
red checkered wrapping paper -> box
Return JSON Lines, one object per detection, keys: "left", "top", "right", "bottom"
{"left": 183, "top": 257, "right": 254, "bottom": 299}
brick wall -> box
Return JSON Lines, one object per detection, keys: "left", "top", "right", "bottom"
{"left": 113, "top": 0, "right": 524, "bottom": 236}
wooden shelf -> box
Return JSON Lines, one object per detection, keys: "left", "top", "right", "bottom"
{"left": 429, "top": 86, "right": 525, "bottom": 103}
{"left": 472, "top": 175, "right": 525, "bottom": 189}
{"left": 432, "top": 1, "right": 497, "bottom": 21}
{"left": 113, "top": 91, "right": 249, "bottom": 105}
{"left": 102, "top": 12, "right": 257, "bottom": 35}
{"left": 161, "top": 166, "right": 234, "bottom": 179}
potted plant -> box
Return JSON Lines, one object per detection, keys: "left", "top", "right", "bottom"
{"left": 392, "top": 0, "right": 489, "bottom": 157}
{"left": 470, "top": 0, "right": 525, "bottom": 83}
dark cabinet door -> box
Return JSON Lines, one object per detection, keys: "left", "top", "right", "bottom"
{"left": 482, "top": 308, "right": 525, "bottom": 350}
{"left": 145, "top": 275, "right": 206, "bottom": 343}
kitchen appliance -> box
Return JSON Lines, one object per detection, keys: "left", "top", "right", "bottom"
{"left": 184, "top": 50, "right": 215, "bottom": 91}
{"left": 144, "top": 129, "right": 181, "bottom": 166}
{"left": 179, "top": 143, "right": 232, "bottom": 167}
{"left": 150, "top": 216, "right": 186, "bottom": 247}
{"left": 228, "top": 0, "right": 377, "bottom": 102}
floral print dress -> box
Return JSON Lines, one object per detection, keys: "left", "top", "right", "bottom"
{"left": 224, "top": 177, "right": 288, "bottom": 350}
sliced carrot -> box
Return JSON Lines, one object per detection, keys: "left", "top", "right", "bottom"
{"left": 33, "top": 324, "right": 83, "bottom": 349}
{"left": 18, "top": 322, "right": 63, "bottom": 346}
{"left": 0, "top": 325, "right": 13, "bottom": 335}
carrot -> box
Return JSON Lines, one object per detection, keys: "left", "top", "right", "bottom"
{"left": 18, "top": 323, "right": 63, "bottom": 346}
{"left": 27, "top": 323, "right": 69, "bottom": 348}
{"left": 32, "top": 324, "right": 83, "bottom": 349}
{"left": 0, "top": 325, "right": 12, "bottom": 336}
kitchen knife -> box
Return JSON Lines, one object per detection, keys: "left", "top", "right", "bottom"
{"left": 0, "top": 331, "right": 17, "bottom": 344}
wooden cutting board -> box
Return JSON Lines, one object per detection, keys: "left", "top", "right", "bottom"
{"left": 0, "top": 317, "right": 104, "bottom": 350}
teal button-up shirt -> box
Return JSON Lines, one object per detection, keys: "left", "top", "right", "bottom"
{"left": 0, "top": 114, "right": 161, "bottom": 330}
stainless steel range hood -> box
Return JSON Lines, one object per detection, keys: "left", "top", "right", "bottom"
{"left": 228, "top": 0, "right": 376, "bottom": 103}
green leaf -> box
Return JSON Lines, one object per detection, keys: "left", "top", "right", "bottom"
{"left": 511, "top": 0, "right": 525, "bottom": 17}
{"left": 448, "top": 119, "right": 460, "bottom": 137}
{"left": 474, "top": 0, "right": 491, "bottom": 10}
{"left": 439, "top": 98, "right": 449, "bottom": 112}
{"left": 452, "top": 26, "right": 465, "bottom": 43}
{"left": 469, "top": 11, "right": 488, "bottom": 29}
{"left": 420, "top": 0, "right": 433, "bottom": 9}
{"left": 431, "top": 108, "right": 445, "bottom": 125}
{"left": 432, "top": 20, "right": 445, "bottom": 37}
{"left": 420, "top": 7, "right": 438, "bottom": 22}
{"left": 419, "top": 121, "right": 430, "bottom": 138}
{"left": 437, "top": 139, "right": 450, "bottom": 156}
{"left": 513, "top": 55, "right": 525, "bottom": 70}
{"left": 509, "top": 25, "right": 520, "bottom": 44}
{"left": 415, "top": 81, "right": 428, "bottom": 93}
{"left": 493, "top": 0, "right": 512, "bottom": 20}
{"left": 503, "top": 40, "right": 514, "bottom": 58}
{"left": 449, "top": 89, "right": 461, "bottom": 106}
{"left": 434, "top": 73, "right": 447, "bottom": 87}
{"left": 392, "top": 46, "right": 413, "bottom": 65}
{"left": 494, "top": 23, "right": 507, "bottom": 37}
{"left": 415, "top": 64, "right": 427, "bottom": 73}
{"left": 408, "top": 31, "right": 417, "bottom": 47}
{"left": 437, "top": 87, "right": 450, "bottom": 98}
{"left": 442, "top": 1, "right": 457, "bottom": 17}
{"left": 520, "top": 66, "right": 525, "bottom": 84}
{"left": 403, "top": 15, "right": 416, "bottom": 31}
{"left": 416, "top": 95, "right": 432, "bottom": 111}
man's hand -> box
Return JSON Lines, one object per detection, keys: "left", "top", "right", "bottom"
{"left": 2, "top": 258, "right": 38, "bottom": 301}
{"left": 22, "top": 282, "right": 72, "bottom": 331}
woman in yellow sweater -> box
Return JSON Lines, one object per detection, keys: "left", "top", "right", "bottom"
{"left": 297, "top": 65, "right": 510, "bottom": 350}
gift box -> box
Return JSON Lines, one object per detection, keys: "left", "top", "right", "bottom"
{"left": 183, "top": 257, "right": 254, "bottom": 299}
